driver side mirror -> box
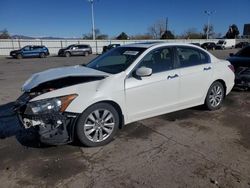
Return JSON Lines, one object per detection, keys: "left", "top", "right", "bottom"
{"left": 135, "top": 67, "right": 152, "bottom": 77}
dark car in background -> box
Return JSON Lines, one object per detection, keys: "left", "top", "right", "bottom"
{"left": 235, "top": 42, "right": 249, "bottom": 48}
{"left": 58, "top": 44, "right": 92, "bottom": 57}
{"left": 102, "top": 44, "right": 120, "bottom": 53}
{"left": 227, "top": 46, "right": 250, "bottom": 89}
{"left": 201, "top": 42, "right": 217, "bottom": 50}
{"left": 10, "top": 45, "right": 49, "bottom": 59}
{"left": 190, "top": 43, "right": 201, "bottom": 47}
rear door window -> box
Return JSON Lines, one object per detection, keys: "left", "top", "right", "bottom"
{"left": 176, "top": 47, "right": 210, "bottom": 68}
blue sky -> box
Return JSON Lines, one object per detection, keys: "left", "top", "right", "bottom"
{"left": 0, "top": 0, "right": 249, "bottom": 38}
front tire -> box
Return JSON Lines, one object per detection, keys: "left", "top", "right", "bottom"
{"left": 76, "top": 103, "right": 119, "bottom": 147}
{"left": 65, "top": 52, "right": 71, "bottom": 57}
{"left": 205, "top": 81, "right": 225, "bottom": 111}
{"left": 16, "top": 54, "right": 23, "bottom": 59}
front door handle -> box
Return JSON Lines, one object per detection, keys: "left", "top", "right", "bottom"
{"left": 167, "top": 74, "right": 179, "bottom": 79}
{"left": 203, "top": 67, "right": 211, "bottom": 71}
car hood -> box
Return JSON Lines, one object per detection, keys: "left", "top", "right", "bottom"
{"left": 22, "top": 65, "right": 110, "bottom": 92}
{"left": 59, "top": 48, "right": 67, "bottom": 51}
{"left": 227, "top": 56, "right": 250, "bottom": 62}
{"left": 10, "top": 50, "right": 20, "bottom": 53}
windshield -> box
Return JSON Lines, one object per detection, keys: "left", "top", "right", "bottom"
{"left": 218, "top": 40, "right": 224, "bottom": 44}
{"left": 86, "top": 47, "right": 146, "bottom": 74}
{"left": 66, "top": 45, "right": 74, "bottom": 49}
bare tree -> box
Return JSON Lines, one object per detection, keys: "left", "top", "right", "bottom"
{"left": 83, "top": 29, "right": 108, "bottom": 39}
{"left": 181, "top": 28, "right": 203, "bottom": 39}
{"left": 148, "top": 20, "right": 166, "bottom": 39}
{"left": 203, "top": 24, "right": 214, "bottom": 39}
{"left": 0, "top": 29, "right": 10, "bottom": 39}
{"left": 130, "top": 33, "right": 153, "bottom": 40}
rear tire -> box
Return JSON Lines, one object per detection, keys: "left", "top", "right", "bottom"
{"left": 204, "top": 81, "right": 225, "bottom": 111}
{"left": 84, "top": 51, "right": 89, "bottom": 56}
{"left": 76, "top": 103, "right": 119, "bottom": 147}
{"left": 39, "top": 52, "right": 45, "bottom": 58}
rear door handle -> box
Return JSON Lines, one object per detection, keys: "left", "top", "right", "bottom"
{"left": 203, "top": 67, "right": 211, "bottom": 71}
{"left": 167, "top": 74, "right": 179, "bottom": 79}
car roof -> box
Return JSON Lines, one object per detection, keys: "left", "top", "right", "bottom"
{"left": 25, "top": 45, "right": 44, "bottom": 47}
{"left": 123, "top": 42, "right": 204, "bottom": 49}
{"left": 124, "top": 42, "right": 164, "bottom": 48}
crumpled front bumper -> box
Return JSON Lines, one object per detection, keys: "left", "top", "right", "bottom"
{"left": 15, "top": 93, "right": 79, "bottom": 145}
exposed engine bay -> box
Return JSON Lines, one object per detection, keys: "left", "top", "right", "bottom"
{"left": 15, "top": 76, "right": 105, "bottom": 145}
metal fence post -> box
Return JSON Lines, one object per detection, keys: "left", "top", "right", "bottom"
{"left": 11, "top": 39, "right": 14, "bottom": 50}
{"left": 95, "top": 40, "right": 98, "bottom": 54}
{"left": 18, "top": 39, "right": 21, "bottom": 48}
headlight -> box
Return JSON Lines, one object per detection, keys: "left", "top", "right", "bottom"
{"left": 25, "top": 94, "right": 78, "bottom": 115}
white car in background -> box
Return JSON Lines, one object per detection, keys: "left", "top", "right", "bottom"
{"left": 15, "top": 42, "right": 235, "bottom": 147}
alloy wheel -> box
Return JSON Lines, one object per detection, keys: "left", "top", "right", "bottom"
{"left": 208, "top": 85, "right": 223, "bottom": 107}
{"left": 83, "top": 109, "right": 115, "bottom": 143}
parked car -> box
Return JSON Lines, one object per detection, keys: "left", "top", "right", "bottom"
{"left": 15, "top": 43, "right": 234, "bottom": 147}
{"left": 235, "top": 42, "right": 249, "bottom": 48}
{"left": 10, "top": 45, "right": 49, "bottom": 59}
{"left": 234, "top": 67, "right": 250, "bottom": 90}
{"left": 58, "top": 44, "right": 92, "bottom": 57}
{"left": 227, "top": 46, "right": 250, "bottom": 89}
{"left": 201, "top": 42, "right": 217, "bottom": 50}
{"left": 227, "top": 46, "right": 250, "bottom": 70}
{"left": 190, "top": 43, "right": 201, "bottom": 47}
{"left": 216, "top": 39, "right": 236, "bottom": 49}
{"left": 102, "top": 44, "right": 120, "bottom": 53}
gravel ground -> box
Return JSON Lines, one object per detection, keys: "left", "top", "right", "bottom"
{"left": 0, "top": 49, "right": 250, "bottom": 188}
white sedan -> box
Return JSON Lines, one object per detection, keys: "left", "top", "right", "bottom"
{"left": 16, "top": 43, "right": 235, "bottom": 146}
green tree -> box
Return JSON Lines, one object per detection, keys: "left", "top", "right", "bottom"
{"left": 225, "top": 24, "right": 240, "bottom": 39}
{"left": 161, "top": 30, "right": 175, "bottom": 39}
{"left": 116, "top": 32, "right": 129, "bottom": 40}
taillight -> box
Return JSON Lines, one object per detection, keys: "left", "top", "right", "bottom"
{"left": 228, "top": 64, "right": 235, "bottom": 73}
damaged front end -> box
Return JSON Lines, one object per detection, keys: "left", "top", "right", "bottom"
{"left": 15, "top": 93, "right": 79, "bottom": 145}
{"left": 14, "top": 65, "right": 109, "bottom": 145}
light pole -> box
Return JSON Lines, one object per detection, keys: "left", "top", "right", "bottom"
{"left": 204, "top": 10, "right": 215, "bottom": 39}
{"left": 88, "top": 0, "right": 95, "bottom": 40}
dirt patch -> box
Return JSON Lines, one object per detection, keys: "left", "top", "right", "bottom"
{"left": 177, "top": 121, "right": 211, "bottom": 132}
{"left": 158, "top": 109, "right": 194, "bottom": 121}
{"left": 221, "top": 113, "right": 250, "bottom": 149}
{"left": 26, "top": 153, "right": 86, "bottom": 186}
{"left": 119, "top": 122, "right": 154, "bottom": 140}
{"left": 220, "top": 92, "right": 250, "bottom": 149}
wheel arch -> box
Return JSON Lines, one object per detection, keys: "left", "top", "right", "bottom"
{"left": 71, "top": 100, "right": 124, "bottom": 145}
{"left": 72, "top": 100, "right": 124, "bottom": 134}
